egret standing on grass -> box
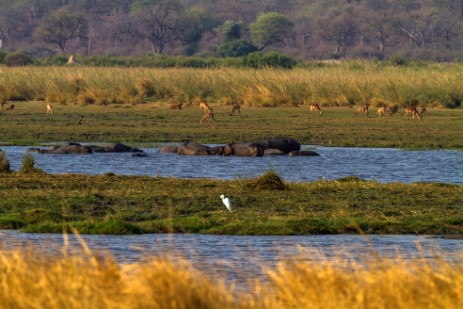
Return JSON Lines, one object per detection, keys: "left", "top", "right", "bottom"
{"left": 220, "top": 195, "right": 232, "bottom": 212}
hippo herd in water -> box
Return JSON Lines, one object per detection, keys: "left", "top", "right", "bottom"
{"left": 26, "top": 138, "right": 320, "bottom": 157}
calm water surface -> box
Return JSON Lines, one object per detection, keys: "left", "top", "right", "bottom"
{"left": 1, "top": 145, "right": 462, "bottom": 183}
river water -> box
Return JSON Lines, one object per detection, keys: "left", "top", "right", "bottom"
{"left": 1, "top": 145, "right": 462, "bottom": 285}
{"left": 1, "top": 231, "right": 462, "bottom": 285}
{"left": 1, "top": 145, "right": 462, "bottom": 183}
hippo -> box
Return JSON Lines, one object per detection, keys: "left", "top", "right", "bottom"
{"left": 104, "top": 142, "right": 143, "bottom": 153}
{"left": 223, "top": 142, "right": 264, "bottom": 157}
{"left": 264, "top": 149, "right": 287, "bottom": 156}
{"left": 256, "top": 138, "right": 300, "bottom": 153}
{"left": 209, "top": 146, "right": 226, "bottom": 155}
{"left": 288, "top": 150, "right": 320, "bottom": 156}
{"left": 28, "top": 144, "right": 93, "bottom": 154}
{"left": 158, "top": 145, "right": 179, "bottom": 154}
{"left": 27, "top": 142, "right": 144, "bottom": 155}
{"left": 177, "top": 141, "right": 211, "bottom": 156}
{"left": 132, "top": 153, "right": 149, "bottom": 157}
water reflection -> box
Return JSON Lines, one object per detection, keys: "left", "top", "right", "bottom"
{"left": 1, "top": 145, "right": 462, "bottom": 184}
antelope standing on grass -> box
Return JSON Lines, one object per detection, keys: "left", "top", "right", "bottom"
{"left": 308, "top": 104, "right": 323, "bottom": 116}
{"left": 376, "top": 106, "right": 387, "bottom": 117}
{"left": 386, "top": 105, "right": 399, "bottom": 116}
{"left": 230, "top": 102, "right": 241, "bottom": 116}
{"left": 199, "top": 100, "right": 214, "bottom": 122}
{"left": 404, "top": 106, "right": 422, "bottom": 120}
{"left": 354, "top": 104, "right": 369, "bottom": 117}
{"left": 46, "top": 103, "right": 54, "bottom": 114}
{"left": 169, "top": 102, "right": 183, "bottom": 109}
{"left": 4, "top": 104, "right": 14, "bottom": 112}
{"left": 200, "top": 110, "right": 214, "bottom": 123}
{"left": 199, "top": 101, "right": 213, "bottom": 114}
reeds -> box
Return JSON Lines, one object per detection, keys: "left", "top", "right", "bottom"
{"left": 1, "top": 240, "right": 462, "bottom": 308}
{"left": 1, "top": 62, "right": 462, "bottom": 107}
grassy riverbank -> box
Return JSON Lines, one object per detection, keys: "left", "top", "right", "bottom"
{"left": 1, "top": 63, "right": 463, "bottom": 108}
{"left": 1, "top": 244, "right": 462, "bottom": 309}
{"left": 0, "top": 172, "right": 461, "bottom": 235}
{"left": 1, "top": 101, "right": 462, "bottom": 149}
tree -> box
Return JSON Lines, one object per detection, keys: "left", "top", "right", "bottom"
{"left": 12, "top": 0, "right": 48, "bottom": 25}
{"left": 217, "top": 40, "right": 257, "bottom": 57}
{"left": 176, "top": 7, "right": 218, "bottom": 55}
{"left": 35, "top": 10, "right": 88, "bottom": 53}
{"left": 362, "top": 11, "right": 395, "bottom": 55}
{"left": 316, "top": 9, "right": 358, "bottom": 56}
{"left": 218, "top": 20, "right": 243, "bottom": 42}
{"left": 131, "top": 0, "right": 182, "bottom": 54}
{"left": 248, "top": 12, "right": 293, "bottom": 50}
{"left": 216, "top": 19, "right": 257, "bottom": 57}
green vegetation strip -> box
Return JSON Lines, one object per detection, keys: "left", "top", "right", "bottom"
{"left": 0, "top": 102, "right": 462, "bottom": 149}
{"left": 0, "top": 172, "right": 461, "bottom": 235}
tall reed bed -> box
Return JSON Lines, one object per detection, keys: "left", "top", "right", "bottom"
{"left": 1, "top": 240, "right": 462, "bottom": 308}
{"left": 1, "top": 62, "right": 463, "bottom": 108}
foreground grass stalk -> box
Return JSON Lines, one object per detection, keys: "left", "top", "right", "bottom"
{"left": 0, "top": 245, "right": 462, "bottom": 308}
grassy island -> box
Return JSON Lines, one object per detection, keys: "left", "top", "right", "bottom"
{"left": 0, "top": 172, "right": 461, "bottom": 235}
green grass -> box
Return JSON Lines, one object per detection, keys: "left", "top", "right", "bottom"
{"left": 0, "top": 102, "right": 462, "bottom": 149}
{"left": 0, "top": 173, "right": 461, "bottom": 235}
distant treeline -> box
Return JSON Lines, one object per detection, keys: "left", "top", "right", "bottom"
{"left": 2, "top": 0, "right": 463, "bottom": 61}
{"left": 0, "top": 50, "right": 298, "bottom": 69}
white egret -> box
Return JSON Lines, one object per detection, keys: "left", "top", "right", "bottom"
{"left": 220, "top": 194, "right": 232, "bottom": 212}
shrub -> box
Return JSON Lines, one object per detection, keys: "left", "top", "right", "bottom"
{"left": 175, "top": 57, "right": 211, "bottom": 68}
{"left": 261, "top": 51, "right": 297, "bottom": 69}
{"left": 0, "top": 151, "right": 12, "bottom": 173}
{"left": 217, "top": 40, "right": 258, "bottom": 57}
{"left": 0, "top": 50, "right": 7, "bottom": 63}
{"left": 245, "top": 51, "right": 297, "bottom": 69}
{"left": 248, "top": 169, "right": 286, "bottom": 191}
{"left": 389, "top": 54, "right": 409, "bottom": 66}
{"left": 20, "top": 154, "right": 43, "bottom": 174}
{"left": 135, "top": 79, "right": 156, "bottom": 98}
{"left": 4, "top": 52, "right": 32, "bottom": 66}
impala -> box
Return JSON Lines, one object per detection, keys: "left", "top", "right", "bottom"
{"left": 404, "top": 106, "right": 422, "bottom": 120}
{"left": 47, "top": 103, "right": 54, "bottom": 114}
{"left": 230, "top": 103, "right": 241, "bottom": 116}
{"left": 354, "top": 104, "right": 369, "bottom": 117}
{"left": 199, "top": 101, "right": 213, "bottom": 114}
{"left": 376, "top": 106, "right": 387, "bottom": 117}
{"left": 386, "top": 105, "right": 399, "bottom": 116}
{"left": 200, "top": 110, "right": 214, "bottom": 123}
{"left": 169, "top": 102, "right": 183, "bottom": 109}
{"left": 308, "top": 104, "right": 323, "bottom": 116}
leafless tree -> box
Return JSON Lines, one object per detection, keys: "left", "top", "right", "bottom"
{"left": 133, "top": 0, "right": 182, "bottom": 54}
{"left": 316, "top": 9, "right": 358, "bottom": 56}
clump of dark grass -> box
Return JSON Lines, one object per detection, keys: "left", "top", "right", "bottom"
{"left": 135, "top": 79, "right": 156, "bottom": 98}
{"left": 20, "top": 154, "right": 44, "bottom": 174}
{"left": 0, "top": 151, "right": 12, "bottom": 173}
{"left": 336, "top": 176, "right": 367, "bottom": 182}
{"left": 248, "top": 169, "right": 286, "bottom": 191}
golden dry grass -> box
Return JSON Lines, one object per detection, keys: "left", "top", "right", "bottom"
{"left": 1, "top": 63, "right": 463, "bottom": 108}
{"left": 1, "top": 237, "right": 462, "bottom": 309}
